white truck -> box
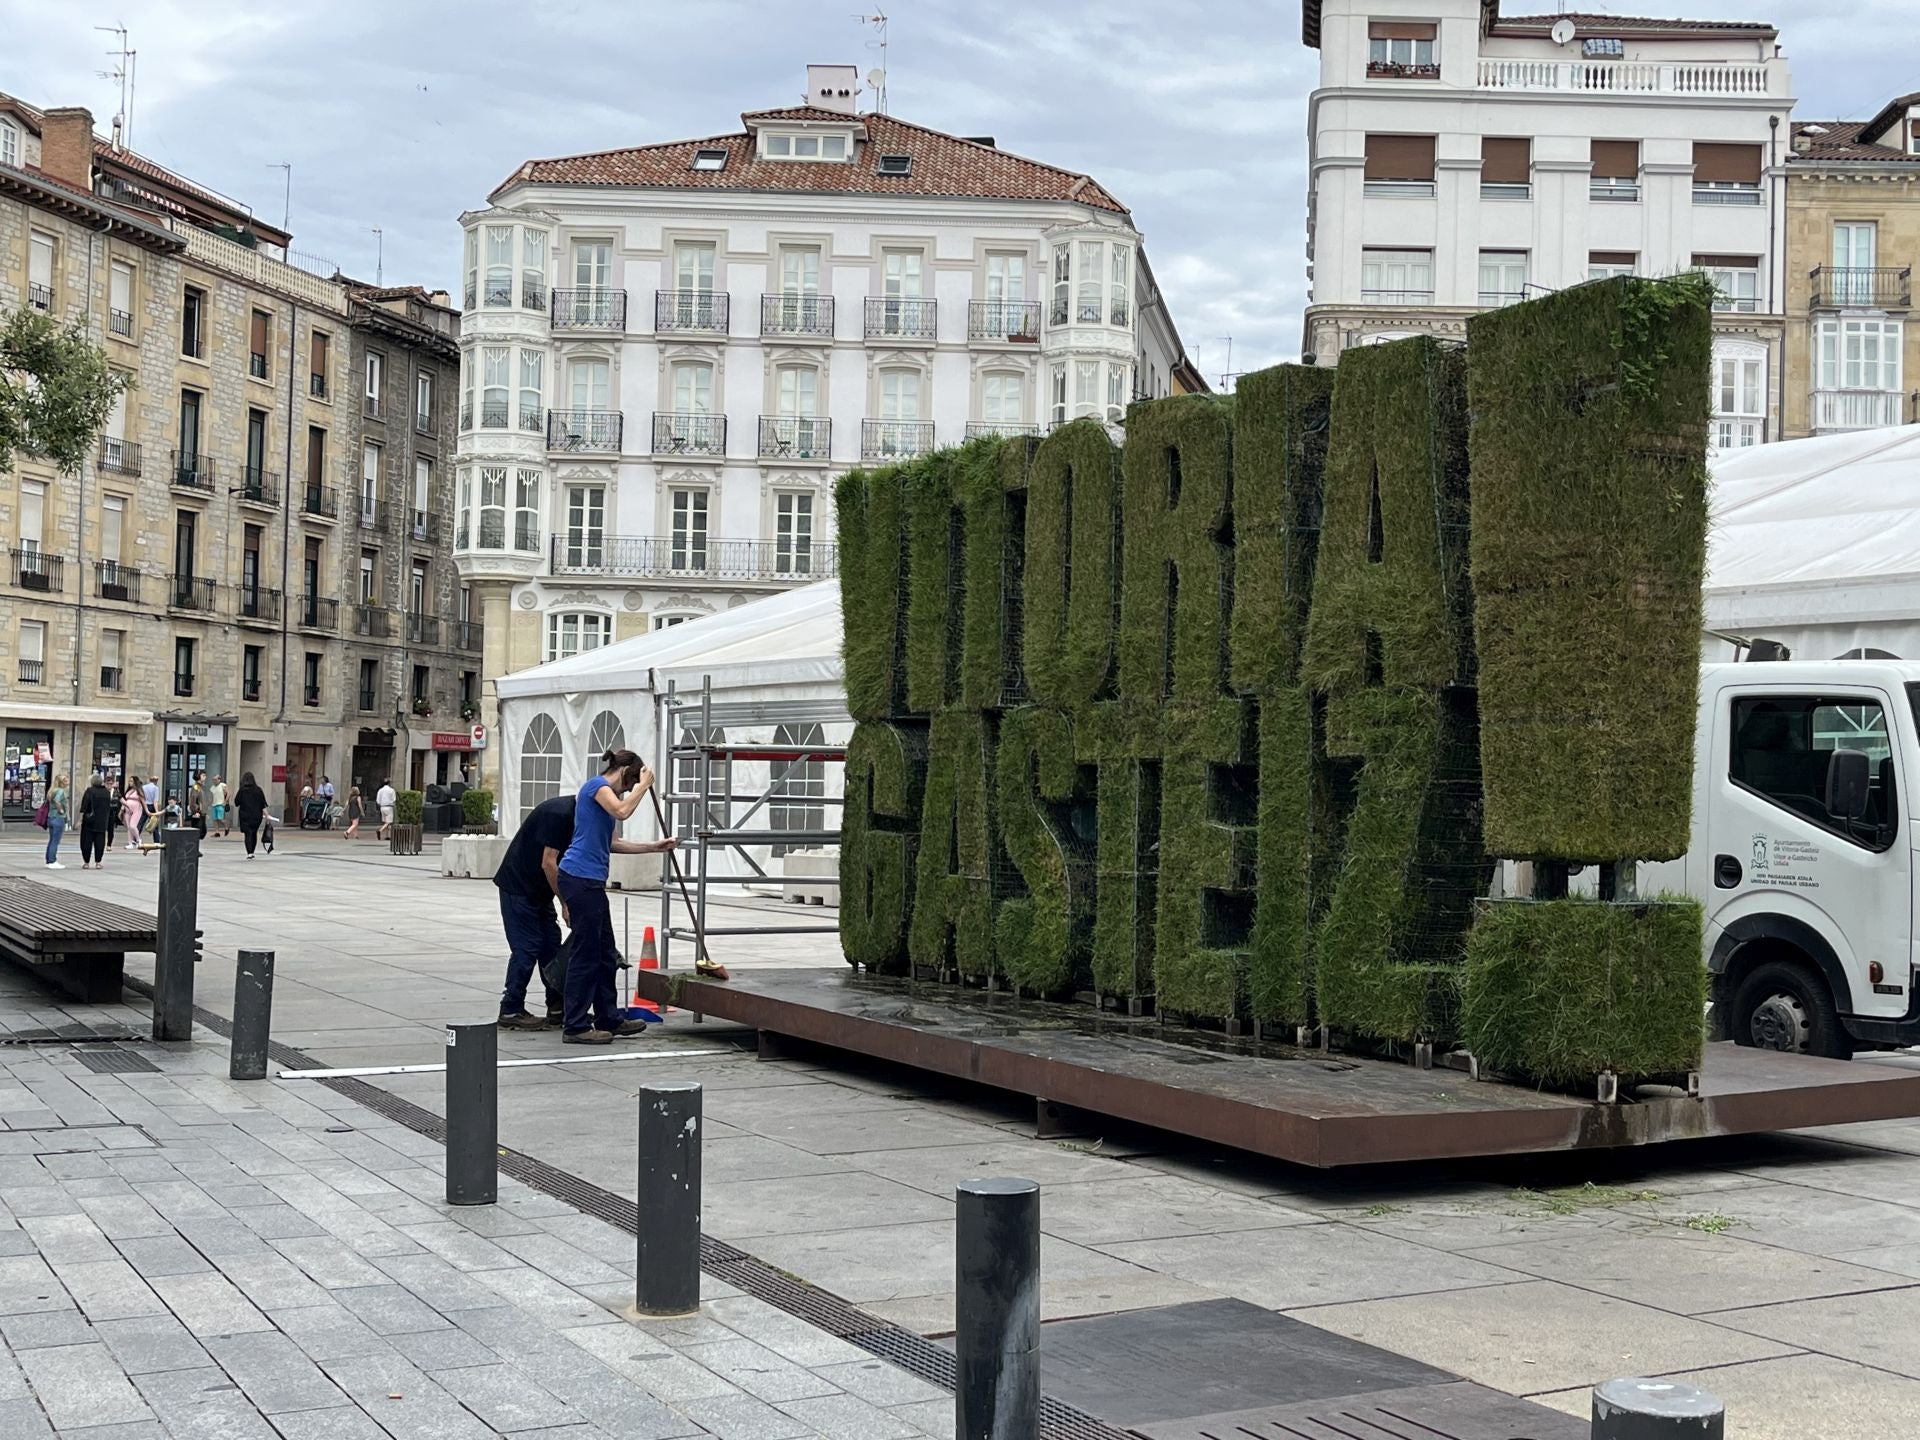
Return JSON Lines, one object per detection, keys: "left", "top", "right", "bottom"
{"left": 1655, "top": 659, "right": 1920, "bottom": 1058}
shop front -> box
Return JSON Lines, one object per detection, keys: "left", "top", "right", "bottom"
{"left": 350, "top": 728, "right": 398, "bottom": 805}
{"left": 420, "top": 726, "right": 485, "bottom": 790}
{"left": 3, "top": 727, "right": 53, "bottom": 821}
{"left": 162, "top": 717, "right": 233, "bottom": 807}
{"left": 1, "top": 703, "right": 155, "bottom": 821}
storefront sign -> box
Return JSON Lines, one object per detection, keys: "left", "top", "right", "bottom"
{"left": 430, "top": 732, "right": 474, "bottom": 752}
{"left": 164, "top": 721, "right": 222, "bottom": 743}
{"left": 272, "top": 764, "right": 288, "bottom": 783}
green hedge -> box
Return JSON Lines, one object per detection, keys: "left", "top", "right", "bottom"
{"left": 1154, "top": 699, "right": 1259, "bottom": 1018}
{"left": 460, "top": 788, "right": 495, "bottom": 827}
{"left": 840, "top": 720, "right": 929, "bottom": 971}
{"left": 395, "top": 789, "right": 424, "bottom": 826}
{"left": 1467, "top": 275, "right": 1712, "bottom": 861}
{"left": 837, "top": 466, "right": 909, "bottom": 723}
{"left": 905, "top": 452, "right": 961, "bottom": 714}
{"left": 993, "top": 706, "right": 1094, "bottom": 994}
{"left": 909, "top": 709, "right": 997, "bottom": 978}
{"left": 1461, "top": 898, "right": 1706, "bottom": 1083}
{"left": 1023, "top": 420, "right": 1121, "bottom": 708}
{"left": 959, "top": 437, "right": 1024, "bottom": 710}
{"left": 1249, "top": 689, "right": 1312, "bottom": 1025}
{"left": 1080, "top": 702, "right": 1163, "bottom": 1004}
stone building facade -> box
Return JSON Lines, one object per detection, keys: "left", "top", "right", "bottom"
{"left": 0, "top": 97, "right": 472, "bottom": 823}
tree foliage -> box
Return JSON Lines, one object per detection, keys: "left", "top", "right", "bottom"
{"left": 0, "top": 306, "right": 129, "bottom": 474}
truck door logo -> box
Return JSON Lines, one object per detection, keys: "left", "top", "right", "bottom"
{"left": 1752, "top": 834, "right": 1769, "bottom": 872}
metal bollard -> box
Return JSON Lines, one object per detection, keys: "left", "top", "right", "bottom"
{"left": 1593, "top": 1378, "right": 1725, "bottom": 1439}
{"left": 152, "top": 827, "right": 200, "bottom": 1042}
{"left": 229, "top": 950, "right": 275, "bottom": 1080}
{"left": 955, "top": 1177, "right": 1040, "bottom": 1440}
{"left": 634, "top": 1080, "right": 702, "bottom": 1317}
{"left": 444, "top": 1022, "right": 498, "bottom": 1206}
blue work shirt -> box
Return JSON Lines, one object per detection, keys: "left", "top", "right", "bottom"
{"left": 558, "top": 775, "right": 615, "bottom": 883}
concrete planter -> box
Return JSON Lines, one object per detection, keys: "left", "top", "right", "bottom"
{"left": 782, "top": 847, "right": 840, "bottom": 909}
{"left": 442, "top": 834, "right": 510, "bottom": 879}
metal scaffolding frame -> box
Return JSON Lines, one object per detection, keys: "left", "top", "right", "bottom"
{"left": 653, "top": 676, "right": 848, "bottom": 972}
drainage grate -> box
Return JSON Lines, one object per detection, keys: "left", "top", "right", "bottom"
{"left": 71, "top": 1047, "right": 160, "bottom": 1074}
{"left": 123, "top": 979, "right": 1135, "bottom": 1440}
{"left": 2, "top": 1025, "right": 143, "bottom": 1045}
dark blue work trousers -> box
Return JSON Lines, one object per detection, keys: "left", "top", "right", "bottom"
{"left": 556, "top": 870, "right": 619, "bottom": 1034}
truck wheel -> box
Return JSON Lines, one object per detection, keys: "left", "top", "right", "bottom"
{"left": 1732, "top": 961, "right": 1849, "bottom": 1059}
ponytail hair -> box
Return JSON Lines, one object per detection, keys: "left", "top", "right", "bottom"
{"left": 600, "top": 747, "right": 644, "bottom": 785}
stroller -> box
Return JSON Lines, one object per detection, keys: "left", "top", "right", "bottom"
{"left": 299, "top": 796, "right": 340, "bottom": 830}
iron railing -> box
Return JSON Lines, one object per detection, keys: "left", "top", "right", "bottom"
{"left": 521, "top": 279, "right": 546, "bottom": 312}
{"left": 484, "top": 277, "right": 513, "bottom": 307}
{"left": 27, "top": 282, "right": 51, "bottom": 310}
{"left": 236, "top": 586, "right": 281, "bottom": 624}
{"left": 243, "top": 679, "right": 262, "bottom": 703}
{"left": 303, "top": 686, "right": 322, "bottom": 708}
{"left": 364, "top": 392, "right": 383, "bottom": 420}
{"left": 415, "top": 408, "right": 433, "bottom": 435}
{"left": 10, "top": 549, "right": 61, "bottom": 592}
{"left": 550, "top": 534, "right": 839, "bottom": 580}
{"left": 760, "top": 293, "right": 834, "bottom": 338}
{"left": 18, "top": 659, "right": 44, "bottom": 685}
{"left": 173, "top": 670, "right": 195, "bottom": 698}
{"left": 968, "top": 299, "right": 1041, "bottom": 342}
{"left": 480, "top": 400, "right": 508, "bottom": 428}
{"left": 100, "top": 666, "right": 123, "bottom": 691}
{"left": 297, "top": 594, "right": 339, "bottom": 631}
{"left": 98, "top": 436, "right": 140, "bottom": 475}
{"left": 236, "top": 468, "right": 280, "bottom": 506}
{"left": 171, "top": 449, "right": 214, "bottom": 492}
{"left": 96, "top": 562, "right": 140, "bottom": 603}
{"left": 353, "top": 604, "right": 392, "bottom": 639}
{"left": 864, "top": 296, "right": 936, "bottom": 340}
{"left": 861, "top": 418, "right": 934, "bottom": 462}
{"left": 757, "top": 416, "right": 832, "bottom": 460}
{"left": 964, "top": 421, "right": 1040, "bottom": 440}
{"left": 109, "top": 309, "right": 133, "bottom": 337}
{"left": 519, "top": 404, "right": 544, "bottom": 435}
{"left": 169, "top": 575, "right": 218, "bottom": 613}
{"left": 548, "top": 409, "right": 624, "bottom": 452}
{"left": 357, "top": 497, "right": 388, "bottom": 532}
{"left": 310, "top": 372, "right": 328, "bottom": 399}
{"left": 302, "top": 484, "right": 339, "bottom": 519}
{"left": 1358, "top": 288, "right": 1435, "bottom": 305}
{"left": 407, "top": 613, "right": 441, "bottom": 645}
{"left": 651, "top": 412, "right": 726, "bottom": 456}
{"left": 477, "top": 514, "right": 506, "bottom": 549}
{"left": 409, "top": 510, "right": 440, "bottom": 544}
{"left": 552, "top": 287, "right": 627, "bottom": 330}
{"left": 655, "top": 289, "right": 729, "bottom": 333}
{"left": 452, "top": 620, "right": 483, "bottom": 652}
{"left": 249, "top": 352, "right": 268, "bottom": 380}
{"left": 1810, "top": 266, "right": 1912, "bottom": 311}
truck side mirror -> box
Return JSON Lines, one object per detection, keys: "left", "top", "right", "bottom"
{"left": 1825, "top": 748, "right": 1871, "bottom": 821}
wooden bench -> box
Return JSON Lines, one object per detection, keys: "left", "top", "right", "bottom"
{"left": 0, "top": 874, "right": 173, "bottom": 1002}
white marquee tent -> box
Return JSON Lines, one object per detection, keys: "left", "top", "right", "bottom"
{"left": 1707, "top": 424, "right": 1920, "bottom": 662}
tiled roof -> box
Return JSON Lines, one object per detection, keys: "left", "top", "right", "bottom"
{"left": 1791, "top": 119, "right": 1920, "bottom": 166}
{"left": 1496, "top": 12, "right": 1776, "bottom": 33}
{"left": 1859, "top": 91, "right": 1920, "bottom": 146}
{"left": 495, "top": 108, "right": 1127, "bottom": 214}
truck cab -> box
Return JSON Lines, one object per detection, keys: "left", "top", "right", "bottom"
{"left": 1679, "top": 661, "right": 1920, "bottom": 1056}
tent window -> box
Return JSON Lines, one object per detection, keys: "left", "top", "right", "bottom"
{"left": 769, "top": 723, "right": 827, "bottom": 857}
{"left": 588, "top": 711, "right": 625, "bottom": 758}
{"left": 520, "top": 713, "right": 564, "bottom": 821}
{"left": 671, "top": 725, "right": 729, "bottom": 854}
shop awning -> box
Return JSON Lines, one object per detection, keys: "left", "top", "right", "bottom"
{"left": 3, "top": 703, "right": 156, "bottom": 728}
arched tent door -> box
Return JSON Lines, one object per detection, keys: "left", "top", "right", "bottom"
{"left": 520, "top": 713, "right": 564, "bottom": 821}
{"left": 769, "top": 723, "right": 826, "bottom": 856}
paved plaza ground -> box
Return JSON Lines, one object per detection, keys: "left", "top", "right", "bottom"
{"left": 6, "top": 827, "right": 1920, "bottom": 1436}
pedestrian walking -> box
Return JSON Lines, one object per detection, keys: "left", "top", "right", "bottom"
{"left": 558, "top": 750, "right": 660, "bottom": 1044}
{"left": 78, "top": 774, "right": 115, "bottom": 870}
{"left": 141, "top": 774, "right": 158, "bottom": 812}
{"left": 233, "top": 772, "right": 269, "bottom": 859}
{"left": 319, "top": 775, "right": 336, "bottom": 805}
{"left": 189, "top": 770, "right": 213, "bottom": 838}
{"left": 375, "top": 778, "right": 397, "bottom": 839}
{"left": 210, "top": 775, "right": 232, "bottom": 838}
{"left": 343, "top": 786, "right": 365, "bottom": 840}
{"left": 41, "top": 773, "right": 69, "bottom": 869}
{"left": 120, "top": 779, "right": 146, "bottom": 850}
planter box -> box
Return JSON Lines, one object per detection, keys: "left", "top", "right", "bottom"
{"left": 389, "top": 823, "right": 423, "bottom": 857}
{"left": 608, "top": 850, "right": 666, "bottom": 891}
{"left": 442, "top": 834, "right": 509, "bottom": 879}
{"left": 782, "top": 846, "right": 840, "bottom": 909}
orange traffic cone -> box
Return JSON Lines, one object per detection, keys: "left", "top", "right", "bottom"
{"left": 636, "top": 925, "right": 665, "bottom": 1017}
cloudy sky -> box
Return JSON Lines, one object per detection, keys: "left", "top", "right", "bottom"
{"left": 4, "top": 0, "right": 1910, "bottom": 383}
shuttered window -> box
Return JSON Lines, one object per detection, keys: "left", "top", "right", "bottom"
{"left": 1590, "top": 140, "right": 1641, "bottom": 179}
{"left": 1368, "top": 21, "right": 1436, "bottom": 38}
{"left": 1364, "top": 134, "right": 1437, "bottom": 183}
{"left": 1481, "top": 137, "right": 1531, "bottom": 186}
{"left": 1693, "top": 143, "right": 1762, "bottom": 184}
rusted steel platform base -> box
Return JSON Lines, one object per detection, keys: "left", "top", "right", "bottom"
{"left": 642, "top": 967, "right": 1920, "bottom": 1167}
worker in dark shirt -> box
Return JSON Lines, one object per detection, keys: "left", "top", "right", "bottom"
{"left": 495, "top": 793, "right": 677, "bottom": 1028}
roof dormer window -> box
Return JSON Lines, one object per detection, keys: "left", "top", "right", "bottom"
{"left": 691, "top": 148, "right": 728, "bottom": 171}
{"left": 0, "top": 118, "right": 17, "bottom": 168}
{"left": 762, "top": 132, "right": 849, "bottom": 162}
{"left": 876, "top": 154, "right": 913, "bottom": 176}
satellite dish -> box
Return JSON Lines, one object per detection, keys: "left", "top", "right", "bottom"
{"left": 867, "top": 67, "right": 886, "bottom": 89}
{"left": 1550, "top": 18, "right": 1577, "bottom": 45}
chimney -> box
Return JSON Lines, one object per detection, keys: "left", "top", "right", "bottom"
{"left": 805, "top": 64, "right": 860, "bottom": 115}
{"left": 39, "top": 107, "right": 96, "bottom": 190}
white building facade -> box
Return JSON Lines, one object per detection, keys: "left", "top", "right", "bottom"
{"left": 453, "top": 67, "right": 1197, "bottom": 760}
{"left": 1303, "top": 1, "right": 1795, "bottom": 448}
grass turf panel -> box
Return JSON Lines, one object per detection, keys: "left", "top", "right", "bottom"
{"left": 1022, "top": 420, "right": 1121, "bottom": 708}
{"left": 1461, "top": 897, "right": 1707, "bottom": 1084}
{"left": 909, "top": 708, "right": 998, "bottom": 979}
{"left": 1250, "top": 688, "right": 1313, "bottom": 1026}
{"left": 1154, "top": 699, "right": 1260, "bottom": 1019}
{"left": 958, "top": 436, "right": 1025, "bottom": 711}
{"left": 1466, "top": 274, "right": 1712, "bottom": 862}
{"left": 994, "top": 706, "right": 1096, "bottom": 995}
{"left": 1079, "top": 702, "right": 1165, "bottom": 1005}
{"left": 837, "top": 466, "right": 910, "bottom": 723}
{"left": 840, "top": 719, "right": 930, "bottom": 973}
{"left": 904, "top": 452, "right": 962, "bottom": 715}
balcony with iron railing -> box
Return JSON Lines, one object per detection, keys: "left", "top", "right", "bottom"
{"left": 1810, "top": 266, "right": 1912, "bottom": 311}
{"left": 18, "top": 658, "right": 44, "bottom": 685}
{"left": 173, "top": 670, "right": 195, "bottom": 698}
{"left": 109, "top": 309, "right": 133, "bottom": 338}
{"left": 98, "top": 436, "right": 140, "bottom": 476}
{"left": 243, "top": 678, "right": 262, "bottom": 703}
{"left": 236, "top": 586, "right": 281, "bottom": 625}
{"left": 297, "top": 594, "right": 339, "bottom": 631}
{"left": 27, "top": 282, "right": 51, "bottom": 311}
{"left": 522, "top": 278, "right": 546, "bottom": 312}
{"left": 552, "top": 288, "right": 627, "bottom": 330}
{"left": 310, "top": 371, "right": 328, "bottom": 399}
{"left": 548, "top": 409, "right": 625, "bottom": 453}
{"left": 364, "top": 391, "right": 383, "bottom": 420}
{"left": 415, "top": 408, "right": 433, "bottom": 436}
{"left": 965, "top": 421, "right": 1040, "bottom": 441}
{"left": 519, "top": 403, "right": 545, "bottom": 436}
{"left": 968, "top": 299, "right": 1042, "bottom": 343}
{"left": 171, "top": 449, "right": 214, "bottom": 493}
{"left": 550, "top": 534, "right": 839, "bottom": 581}
{"left": 760, "top": 293, "right": 834, "bottom": 339}
{"left": 95, "top": 561, "right": 140, "bottom": 603}
{"left": 655, "top": 289, "right": 730, "bottom": 334}
{"left": 452, "top": 620, "right": 483, "bottom": 652}
{"left": 757, "top": 416, "right": 831, "bottom": 461}
{"left": 651, "top": 412, "right": 726, "bottom": 457}
{"left": 168, "top": 575, "right": 218, "bottom": 614}
{"left": 236, "top": 467, "right": 281, "bottom": 508}
{"left": 301, "top": 483, "right": 339, "bottom": 520}
{"left": 353, "top": 604, "right": 393, "bottom": 639}
{"left": 1358, "top": 288, "right": 1436, "bottom": 305}
{"left": 864, "top": 296, "right": 936, "bottom": 341}
{"left": 1474, "top": 57, "right": 1775, "bottom": 95}
{"left": 10, "top": 548, "right": 62, "bottom": 593}
{"left": 303, "top": 685, "right": 322, "bottom": 708}
{"left": 861, "top": 418, "right": 934, "bottom": 462}
{"left": 1813, "top": 389, "right": 1905, "bottom": 432}
{"left": 249, "top": 351, "right": 268, "bottom": 380}
{"left": 357, "top": 496, "right": 389, "bottom": 533}
{"left": 100, "top": 665, "right": 123, "bottom": 692}
{"left": 407, "top": 613, "right": 441, "bottom": 645}
{"left": 408, "top": 510, "right": 440, "bottom": 545}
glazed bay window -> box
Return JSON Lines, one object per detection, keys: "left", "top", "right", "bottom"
{"left": 1367, "top": 20, "right": 1438, "bottom": 78}
{"left": 1713, "top": 351, "right": 1766, "bottom": 450}
{"left": 1051, "top": 243, "right": 1070, "bottom": 326}
{"left": 412, "top": 457, "right": 432, "bottom": 540}
{"left": 463, "top": 228, "right": 478, "bottom": 309}
{"left": 1589, "top": 251, "right": 1637, "bottom": 281}
{"left": 1694, "top": 255, "right": 1760, "bottom": 314}
{"left": 1477, "top": 250, "right": 1528, "bottom": 307}
{"left": 456, "top": 468, "right": 472, "bottom": 548}
{"left": 520, "top": 350, "right": 545, "bottom": 434}
{"left": 547, "top": 612, "right": 612, "bottom": 662}
{"left": 514, "top": 469, "right": 541, "bottom": 552}
{"left": 1481, "top": 137, "right": 1530, "bottom": 199}
{"left": 670, "top": 488, "right": 709, "bottom": 570}
{"left": 1050, "top": 364, "right": 1067, "bottom": 426}
{"left": 1590, "top": 140, "right": 1641, "bottom": 201}
{"left": 1106, "top": 364, "right": 1126, "bottom": 422}
{"left": 481, "top": 347, "right": 509, "bottom": 428}
{"left": 1074, "top": 360, "right": 1100, "bottom": 420}
{"left": 360, "top": 441, "right": 381, "bottom": 525}
{"left": 1076, "top": 241, "right": 1102, "bottom": 322}
{"left": 565, "top": 484, "right": 605, "bottom": 569}
{"left": 1110, "top": 246, "right": 1130, "bottom": 326}
{"left": 484, "top": 225, "right": 513, "bottom": 306}
{"left": 1815, "top": 317, "right": 1905, "bottom": 430}
{"left": 1360, "top": 248, "right": 1433, "bottom": 304}
{"left": 521, "top": 228, "right": 546, "bottom": 311}
{"left": 1363, "top": 134, "right": 1436, "bottom": 197}
{"left": 1692, "top": 142, "right": 1763, "bottom": 206}
{"left": 478, "top": 466, "right": 507, "bottom": 548}
{"left": 776, "top": 492, "right": 814, "bottom": 574}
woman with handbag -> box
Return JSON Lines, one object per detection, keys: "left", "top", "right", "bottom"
{"left": 121, "top": 779, "right": 147, "bottom": 851}
{"left": 40, "top": 774, "right": 68, "bottom": 869}
{"left": 78, "top": 775, "right": 116, "bottom": 871}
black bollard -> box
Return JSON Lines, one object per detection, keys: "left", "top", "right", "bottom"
{"left": 229, "top": 950, "right": 275, "bottom": 1080}
{"left": 955, "top": 1177, "right": 1040, "bottom": 1440}
{"left": 152, "top": 827, "right": 200, "bottom": 1042}
{"left": 634, "top": 1080, "right": 702, "bottom": 1317}
{"left": 444, "top": 1022, "right": 498, "bottom": 1206}
{"left": 1592, "top": 1378, "right": 1725, "bottom": 1439}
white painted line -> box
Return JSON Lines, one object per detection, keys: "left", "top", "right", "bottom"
{"left": 274, "top": 1047, "right": 732, "bottom": 1080}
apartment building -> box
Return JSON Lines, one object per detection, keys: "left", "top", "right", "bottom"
{"left": 1783, "top": 93, "right": 1920, "bottom": 437}
{"left": 1302, "top": 1, "right": 1794, "bottom": 448}
{"left": 455, "top": 64, "right": 1201, "bottom": 790}
{"left": 0, "top": 98, "right": 470, "bottom": 821}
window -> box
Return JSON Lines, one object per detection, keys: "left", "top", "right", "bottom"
{"left": 310, "top": 330, "right": 330, "bottom": 398}
{"left": 776, "top": 491, "right": 814, "bottom": 574}
{"left": 879, "top": 368, "right": 921, "bottom": 422}
{"left": 464, "top": 228, "right": 478, "bottom": 308}
{"left": 654, "top": 614, "right": 692, "bottom": 630}
{"left": 1477, "top": 250, "right": 1528, "bottom": 307}
{"left": 178, "top": 389, "right": 203, "bottom": 465}
{"left": 413, "top": 456, "right": 432, "bottom": 534}
{"left": 242, "top": 645, "right": 263, "bottom": 702}
{"left": 306, "top": 426, "right": 326, "bottom": 500}
{"left": 479, "top": 466, "right": 507, "bottom": 547}
{"left": 242, "top": 525, "right": 262, "bottom": 603}
{"left": 410, "top": 562, "right": 428, "bottom": 617}
{"left": 457, "top": 469, "right": 472, "bottom": 547}
{"left": 1590, "top": 140, "right": 1641, "bottom": 201}
{"left": 1360, "top": 248, "right": 1433, "bottom": 303}
{"left": 1713, "top": 351, "right": 1765, "bottom": 450}
{"left": 415, "top": 372, "right": 433, "bottom": 430}
{"left": 109, "top": 261, "right": 134, "bottom": 336}
{"left": 1367, "top": 20, "right": 1437, "bottom": 76}
{"left": 101, "top": 495, "right": 125, "bottom": 567}
{"left": 181, "top": 285, "right": 205, "bottom": 357}
{"left": 1693, "top": 143, "right": 1763, "bottom": 205}
{"left": 574, "top": 240, "right": 612, "bottom": 292}
{"left": 27, "top": 231, "right": 53, "bottom": 310}
{"left": 485, "top": 226, "right": 513, "bottom": 306}
{"left": 671, "top": 488, "right": 709, "bottom": 570}
{"left": 520, "top": 350, "right": 545, "bottom": 432}
{"left": 566, "top": 484, "right": 605, "bottom": 568}
{"left": 1730, "top": 695, "right": 1897, "bottom": 849}
{"left": 482, "top": 347, "right": 509, "bottom": 428}
{"left": 876, "top": 153, "right": 911, "bottom": 175}
{"left": 101, "top": 629, "right": 125, "bottom": 691}
{"left": 882, "top": 249, "right": 924, "bottom": 334}
{"left": 460, "top": 669, "right": 476, "bottom": 708}
{"left": 0, "top": 118, "right": 15, "bottom": 166}
{"left": 982, "top": 373, "right": 1024, "bottom": 427}
{"left": 673, "top": 241, "right": 716, "bottom": 318}
{"left": 1363, "top": 134, "right": 1437, "bottom": 196}
{"left": 1051, "top": 364, "right": 1067, "bottom": 426}
{"left": 245, "top": 409, "right": 268, "bottom": 487}
{"left": 1589, "top": 252, "right": 1637, "bottom": 281}
{"left": 179, "top": 509, "right": 203, "bottom": 585}
{"left": 1693, "top": 255, "right": 1760, "bottom": 314}
{"left": 570, "top": 357, "right": 610, "bottom": 413}
{"left": 762, "top": 132, "right": 849, "bottom": 161}
{"left": 589, "top": 712, "right": 626, "bottom": 764}
{"left": 249, "top": 309, "right": 271, "bottom": 380}
{"left": 359, "top": 441, "right": 382, "bottom": 524}
{"left": 692, "top": 148, "right": 727, "bottom": 171}
{"left": 1077, "top": 241, "right": 1102, "bottom": 321}
{"left": 365, "top": 351, "right": 384, "bottom": 416}
{"left": 412, "top": 664, "right": 430, "bottom": 706}
{"left": 1110, "top": 246, "right": 1130, "bottom": 326}
{"left": 769, "top": 722, "right": 827, "bottom": 855}
{"left": 520, "top": 713, "right": 564, "bottom": 819}
{"left": 1074, "top": 360, "right": 1099, "bottom": 419}
{"left": 1481, "top": 137, "right": 1531, "bottom": 198}
{"left": 303, "top": 652, "right": 322, "bottom": 707}
{"left": 359, "top": 550, "right": 377, "bottom": 604}
{"left": 522, "top": 229, "right": 546, "bottom": 311}
{"left": 19, "top": 620, "right": 45, "bottom": 684}
{"left": 173, "top": 637, "right": 195, "bottom": 697}
{"left": 358, "top": 657, "right": 379, "bottom": 712}
{"left": 1051, "top": 243, "right": 1070, "bottom": 326}
{"left": 1817, "top": 316, "right": 1904, "bottom": 394}
{"left": 1106, "top": 364, "right": 1126, "bottom": 422}
{"left": 546, "top": 612, "right": 612, "bottom": 662}
{"left": 1832, "top": 223, "right": 1879, "bottom": 305}
{"left": 103, "top": 374, "right": 131, "bottom": 470}
{"left": 17, "top": 478, "right": 43, "bottom": 553}
{"left": 514, "top": 469, "right": 541, "bottom": 552}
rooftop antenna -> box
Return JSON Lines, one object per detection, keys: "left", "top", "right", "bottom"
{"left": 371, "top": 227, "right": 383, "bottom": 286}
{"left": 1217, "top": 336, "right": 1244, "bottom": 393}
{"left": 94, "top": 23, "right": 135, "bottom": 148}
{"left": 854, "top": 10, "right": 888, "bottom": 113}
{"left": 268, "top": 162, "right": 291, "bottom": 235}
